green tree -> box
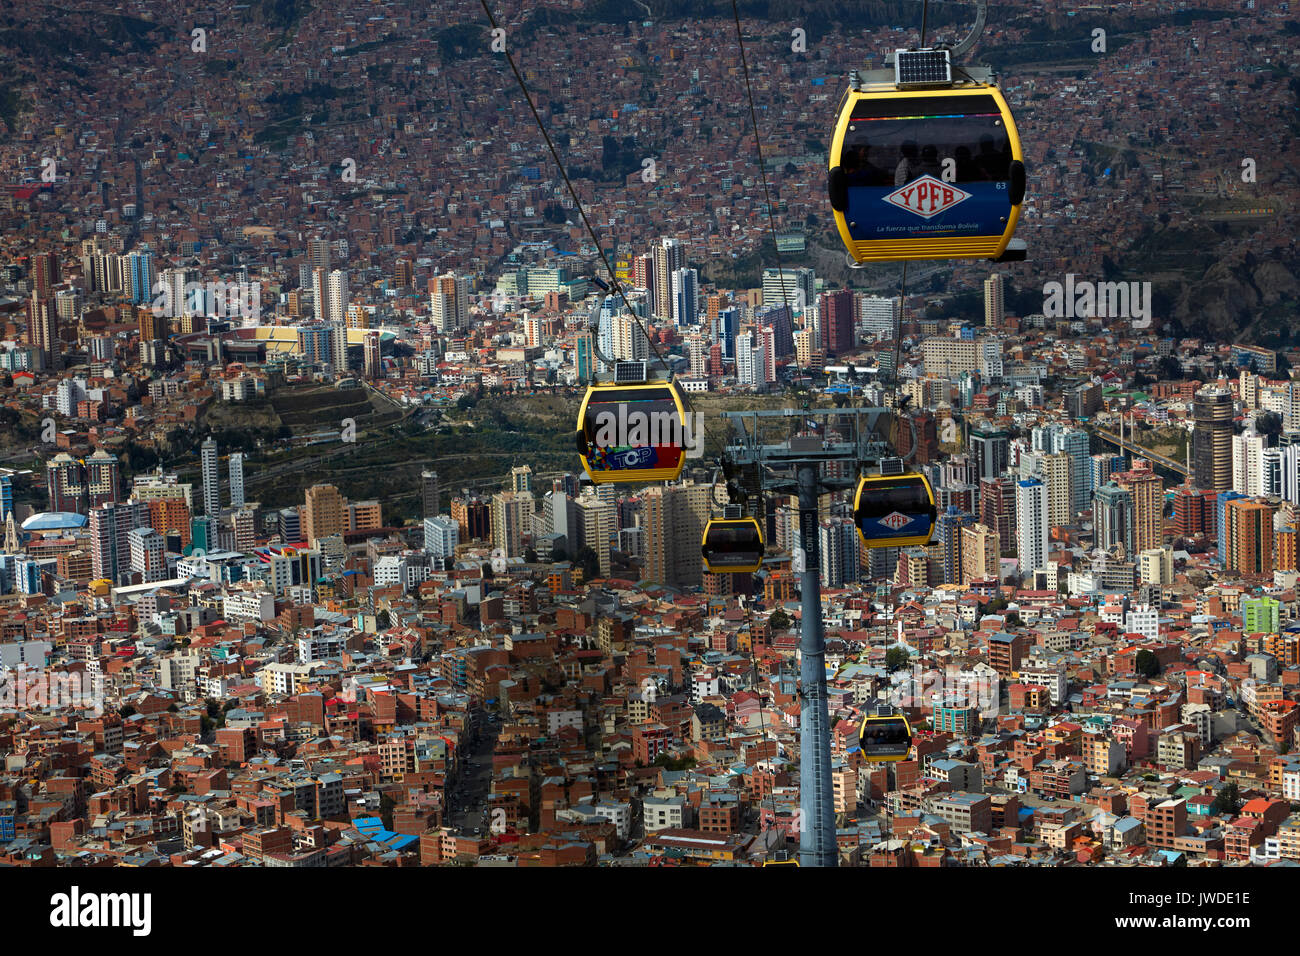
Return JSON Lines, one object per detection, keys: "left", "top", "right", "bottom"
{"left": 1211, "top": 781, "right": 1241, "bottom": 817}
{"left": 575, "top": 546, "right": 600, "bottom": 581}
{"left": 652, "top": 753, "right": 697, "bottom": 771}
{"left": 1256, "top": 410, "right": 1283, "bottom": 443}
{"left": 1134, "top": 649, "right": 1160, "bottom": 679}
{"left": 885, "top": 647, "right": 910, "bottom": 672}
{"left": 524, "top": 548, "right": 538, "bottom": 564}
{"left": 769, "top": 608, "right": 791, "bottom": 631}
{"left": 376, "top": 609, "right": 391, "bottom": 630}
{"left": 1156, "top": 355, "right": 1183, "bottom": 381}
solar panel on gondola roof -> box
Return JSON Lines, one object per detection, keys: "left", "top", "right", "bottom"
{"left": 613, "top": 360, "right": 648, "bottom": 384}
{"left": 895, "top": 49, "right": 951, "bottom": 86}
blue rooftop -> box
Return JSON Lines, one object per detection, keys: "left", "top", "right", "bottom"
{"left": 21, "top": 511, "right": 88, "bottom": 531}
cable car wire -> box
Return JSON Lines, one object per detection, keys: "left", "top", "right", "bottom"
{"left": 889, "top": 263, "right": 924, "bottom": 465}
{"left": 731, "top": 0, "right": 837, "bottom": 405}
{"left": 478, "top": 0, "right": 673, "bottom": 379}
{"left": 890, "top": 262, "right": 907, "bottom": 417}
{"left": 481, "top": 1, "right": 757, "bottom": 576}
{"left": 479, "top": 0, "right": 744, "bottom": 482}
{"left": 728, "top": 1, "right": 793, "bottom": 328}
{"left": 889, "top": 0, "right": 925, "bottom": 420}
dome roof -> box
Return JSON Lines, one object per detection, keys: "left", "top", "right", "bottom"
{"left": 21, "top": 512, "right": 89, "bottom": 531}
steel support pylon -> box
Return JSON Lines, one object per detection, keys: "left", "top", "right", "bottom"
{"left": 722, "top": 409, "right": 895, "bottom": 869}
{"left": 797, "top": 461, "right": 837, "bottom": 866}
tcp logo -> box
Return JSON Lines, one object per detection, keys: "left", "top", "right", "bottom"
{"left": 884, "top": 175, "right": 969, "bottom": 219}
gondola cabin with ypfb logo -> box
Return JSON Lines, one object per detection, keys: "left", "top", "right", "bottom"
{"left": 574, "top": 278, "right": 695, "bottom": 486}
{"left": 828, "top": 48, "right": 1027, "bottom": 264}
{"left": 853, "top": 470, "right": 937, "bottom": 549}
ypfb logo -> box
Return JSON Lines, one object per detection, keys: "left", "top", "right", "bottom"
{"left": 884, "top": 175, "right": 970, "bottom": 219}
{"left": 879, "top": 512, "right": 911, "bottom": 531}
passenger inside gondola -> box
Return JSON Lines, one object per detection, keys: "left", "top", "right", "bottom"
{"left": 954, "top": 145, "right": 977, "bottom": 181}
{"left": 974, "top": 133, "right": 1009, "bottom": 180}
{"left": 844, "top": 145, "right": 883, "bottom": 186}
{"left": 916, "top": 144, "right": 943, "bottom": 180}
{"left": 893, "top": 140, "right": 919, "bottom": 185}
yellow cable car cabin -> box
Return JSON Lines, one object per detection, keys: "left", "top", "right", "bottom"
{"left": 576, "top": 376, "right": 689, "bottom": 485}
{"left": 853, "top": 470, "right": 937, "bottom": 550}
{"left": 859, "top": 713, "right": 913, "bottom": 763}
{"left": 701, "top": 516, "right": 765, "bottom": 575}
{"left": 828, "top": 50, "right": 1026, "bottom": 264}
{"left": 762, "top": 852, "right": 800, "bottom": 867}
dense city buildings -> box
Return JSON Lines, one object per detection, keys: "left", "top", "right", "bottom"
{"left": 0, "top": 0, "right": 1296, "bottom": 880}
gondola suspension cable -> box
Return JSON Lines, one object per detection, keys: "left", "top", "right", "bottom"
{"left": 478, "top": 3, "right": 748, "bottom": 502}
{"left": 478, "top": 0, "right": 675, "bottom": 382}
{"left": 480, "top": 0, "right": 746, "bottom": 479}
{"left": 883, "top": 260, "right": 917, "bottom": 462}
{"left": 741, "top": 597, "right": 782, "bottom": 857}
{"left": 885, "top": 0, "right": 932, "bottom": 461}
{"left": 890, "top": 261, "right": 907, "bottom": 415}
{"left": 703, "top": 0, "right": 794, "bottom": 811}
{"left": 709, "top": 0, "right": 791, "bottom": 814}
{"left": 730, "top": 0, "right": 808, "bottom": 390}
{"left": 715, "top": 8, "right": 787, "bottom": 827}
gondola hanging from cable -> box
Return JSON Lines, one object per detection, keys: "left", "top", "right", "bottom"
{"left": 853, "top": 468, "right": 937, "bottom": 550}
{"left": 827, "top": 4, "right": 1027, "bottom": 265}
{"left": 701, "top": 516, "right": 765, "bottom": 575}
{"left": 576, "top": 378, "right": 689, "bottom": 485}
{"left": 574, "top": 278, "right": 690, "bottom": 485}
{"left": 858, "top": 712, "right": 914, "bottom": 763}
{"left": 829, "top": 76, "right": 1025, "bottom": 264}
